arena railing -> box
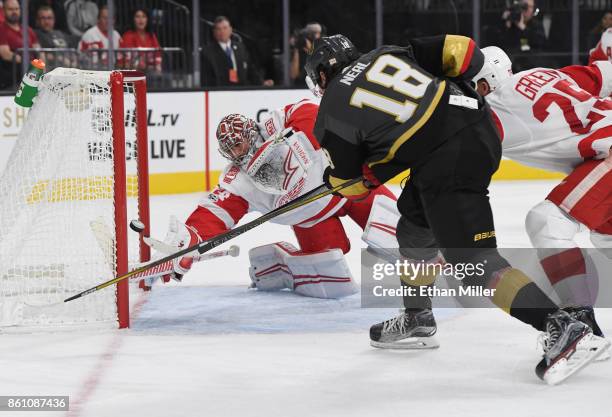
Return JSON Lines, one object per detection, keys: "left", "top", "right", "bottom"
{"left": 92, "top": 0, "right": 192, "bottom": 50}
{"left": 505, "top": 51, "right": 590, "bottom": 70}
{"left": 12, "top": 48, "right": 79, "bottom": 73}
{"left": 9, "top": 47, "right": 190, "bottom": 90}
{"left": 482, "top": 0, "right": 612, "bottom": 12}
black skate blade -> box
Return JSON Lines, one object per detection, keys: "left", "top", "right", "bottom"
{"left": 370, "top": 336, "right": 440, "bottom": 350}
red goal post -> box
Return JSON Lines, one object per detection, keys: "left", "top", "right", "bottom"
{"left": 112, "top": 71, "right": 151, "bottom": 328}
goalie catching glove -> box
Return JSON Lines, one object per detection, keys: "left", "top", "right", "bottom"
{"left": 150, "top": 215, "right": 203, "bottom": 282}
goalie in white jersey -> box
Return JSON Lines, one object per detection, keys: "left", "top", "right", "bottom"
{"left": 473, "top": 46, "right": 612, "bottom": 343}
{"left": 153, "top": 99, "right": 399, "bottom": 298}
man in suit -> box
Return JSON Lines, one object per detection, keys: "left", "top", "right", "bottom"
{"left": 201, "top": 16, "right": 273, "bottom": 87}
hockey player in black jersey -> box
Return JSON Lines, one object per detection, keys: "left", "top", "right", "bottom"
{"left": 305, "top": 34, "right": 610, "bottom": 384}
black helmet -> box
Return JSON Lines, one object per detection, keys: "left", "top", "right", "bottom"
{"left": 304, "top": 34, "right": 360, "bottom": 94}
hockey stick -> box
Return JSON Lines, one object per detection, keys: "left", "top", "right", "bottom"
{"left": 91, "top": 219, "right": 239, "bottom": 273}
{"left": 64, "top": 177, "right": 363, "bottom": 302}
{"left": 128, "top": 245, "right": 240, "bottom": 282}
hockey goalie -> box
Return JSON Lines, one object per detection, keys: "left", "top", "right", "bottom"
{"left": 153, "top": 99, "right": 399, "bottom": 298}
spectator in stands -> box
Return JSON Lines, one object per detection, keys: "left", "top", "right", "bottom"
{"left": 65, "top": 0, "right": 97, "bottom": 38}
{"left": 289, "top": 22, "right": 324, "bottom": 87}
{"left": 29, "top": 0, "right": 68, "bottom": 33}
{"left": 35, "top": 5, "right": 75, "bottom": 68}
{"left": 120, "top": 8, "right": 162, "bottom": 73}
{"left": 201, "top": 16, "right": 273, "bottom": 87}
{"left": 35, "top": 5, "right": 72, "bottom": 48}
{"left": 0, "top": 0, "right": 41, "bottom": 88}
{"left": 499, "top": 0, "right": 545, "bottom": 70}
{"left": 588, "top": 10, "right": 612, "bottom": 50}
{"left": 78, "top": 5, "right": 121, "bottom": 69}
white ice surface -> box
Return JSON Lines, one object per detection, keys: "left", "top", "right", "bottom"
{"left": 0, "top": 181, "right": 610, "bottom": 417}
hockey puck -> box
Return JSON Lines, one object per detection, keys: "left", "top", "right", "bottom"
{"left": 229, "top": 245, "right": 240, "bottom": 257}
{"left": 129, "top": 219, "right": 146, "bottom": 233}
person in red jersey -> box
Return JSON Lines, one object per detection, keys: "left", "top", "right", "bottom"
{"left": 120, "top": 8, "right": 161, "bottom": 73}
{"left": 474, "top": 45, "right": 612, "bottom": 360}
{"left": 152, "top": 99, "right": 400, "bottom": 299}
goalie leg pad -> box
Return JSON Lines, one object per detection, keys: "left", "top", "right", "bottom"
{"left": 288, "top": 249, "right": 357, "bottom": 299}
{"left": 344, "top": 185, "right": 397, "bottom": 229}
{"left": 249, "top": 242, "right": 358, "bottom": 298}
{"left": 249, "top": 242, "right": 297, "bottom": 291}
{"left": 361, "top": 194, "right": 401, "bottom": 261}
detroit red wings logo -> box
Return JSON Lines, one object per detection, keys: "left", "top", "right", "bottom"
{"left": 276, "top": 178, "right": 306, "bottom": 207}
{"left": 265, "top": 119, "right": 276, "bottom": 136}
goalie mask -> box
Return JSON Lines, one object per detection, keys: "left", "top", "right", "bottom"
{"left": 304, "top": 34, "right": 361, "bottom": 97}
{"left": 216, "top": 113, "right": 263, "bottom": 166}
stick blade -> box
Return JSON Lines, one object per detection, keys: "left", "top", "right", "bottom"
{"left": 64, "top": 286, "right": 97, "bottom": 302}
{"left": 64, "top": 293, "right": 81, "bottom": 302}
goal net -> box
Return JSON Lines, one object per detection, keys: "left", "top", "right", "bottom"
{"left": 0, "top": 68, "right": 150, "bottom": 329}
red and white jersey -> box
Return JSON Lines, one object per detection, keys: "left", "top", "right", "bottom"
{"left": 486, "top": 62, "right": 612, "bottom": 173}
{"left": 78, "top": 25, "right": 121, "bottom": 51}
{"left": 186, "top": 100, "right": 347, "bottom": 241}
{"left": 588, "top": 28, "right": 612, "bottom": 65}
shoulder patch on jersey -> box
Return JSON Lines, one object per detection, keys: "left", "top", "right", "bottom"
{"left": 265, "top": 118, "right": 276, "bottom": 136}
{"left": 207, "top": 186, "right": 231, "bottom": 202}
{"left": 223, "top": 165, "right": 240, "bottom": 184}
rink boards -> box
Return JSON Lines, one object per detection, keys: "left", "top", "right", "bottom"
{"left": 0, "top": 90, "right": 564, "bottom": 195}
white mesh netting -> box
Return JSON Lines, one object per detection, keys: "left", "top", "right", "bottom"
{"left": 0, "top": 68, "right": 144, "bottom": 329}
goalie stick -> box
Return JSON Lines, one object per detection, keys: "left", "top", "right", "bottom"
{"left": 65, "top": 177, "right": 363, "bottom": 302}
{"left": 128, "top": 245, "right": 240, "bottom": 282}
{"left": 90, "top": 218, "right": 239, "bottom": 283}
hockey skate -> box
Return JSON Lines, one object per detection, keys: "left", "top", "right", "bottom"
{"left": 536, "top": 310, "right": 610, "bottom": 385}
{"left": 370, "top": 309, "right": 439, "bottom": 349}
{"left": 563, "top": 306, "right": 610, "bottom": 361}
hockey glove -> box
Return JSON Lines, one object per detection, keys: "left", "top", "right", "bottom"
{"left": 158, "top": 216, "right": 202, "bottom": 282}
{"left": 362, "top": 164, "right": 382, "bottom": 188}
{"left": 323, "top": 166, "right": 379, "bottom": 201}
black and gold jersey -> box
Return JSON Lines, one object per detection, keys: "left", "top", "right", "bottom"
{"left": 314, "top": 34, "right": 492, "bottom": 184}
